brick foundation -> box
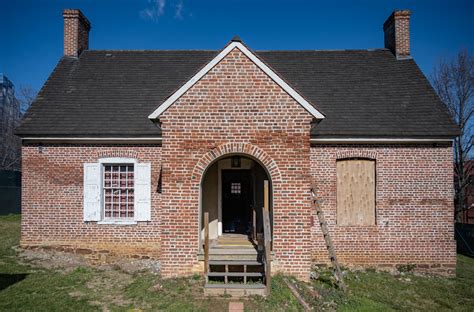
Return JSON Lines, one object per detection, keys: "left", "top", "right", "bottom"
{"left": 21, "top": 243, "right": 158, "bottom": 265}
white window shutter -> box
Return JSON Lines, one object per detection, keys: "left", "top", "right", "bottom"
{"left": 134, "top": 163, "right": 151, "bottom": 221}
{"left": 83, "top": 163, "right": 101, "bottom": 221}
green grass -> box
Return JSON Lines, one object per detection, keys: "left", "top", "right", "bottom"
{"left": 335, "top": 255, "right": 474, "bottom": 311}
{"left": 0, "top": 214, "right": 473, "bottom": 311}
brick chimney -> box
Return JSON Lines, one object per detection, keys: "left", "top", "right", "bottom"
{"left": 63, "top": 9, "right": 91, "bottom": 57}
{"left": 383, "top": 10, "right": 411, "bottom": 59}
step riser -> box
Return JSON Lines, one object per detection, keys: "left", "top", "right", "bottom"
{"left": 210, "top": 255, "right": 260, "bottom": 261}
{"left": 199, "top": 254, "right": 262, "bottom": 261}
{"left": 204, "top": 287, "right": 266, "bottom": 297}
{"left": 205, "top": 260, "right": 266, "bottom": 296}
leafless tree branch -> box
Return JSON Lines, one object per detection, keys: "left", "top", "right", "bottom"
{"left": 432, "top": 49, "right": 474, "bottom": 222}
{"left": 17, "top": 85, "right": 37, "bottom": 114}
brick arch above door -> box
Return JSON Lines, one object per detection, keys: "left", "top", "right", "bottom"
{"left": 191, "top": 142, "right": 282, "bottom": 186}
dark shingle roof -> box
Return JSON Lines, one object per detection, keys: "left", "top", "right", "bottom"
{"left": 16, "top": 49, "right": 458, "bottom": 138}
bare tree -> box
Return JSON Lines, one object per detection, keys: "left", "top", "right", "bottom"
{"left": 0, "top": 84, "right": 36, "bottom": 170}
{"left": 17, "top": 85, "right": 36, "bottom": 114}
{"left": 0, "top": 141, "right": 21, "bottom": 170}
{"left": 432, "top": 50, "right": 474, "bottom": 222}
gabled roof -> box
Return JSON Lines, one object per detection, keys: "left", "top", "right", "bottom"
{"left": 148, "top": 40, "right": 325, "bottom": 119}
{"left": 16, "top": 46, "right": 459, "bottom": 139}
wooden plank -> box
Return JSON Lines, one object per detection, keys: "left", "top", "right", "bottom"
{"left": 264, "top": 180, "right": 269, "bottom": 215}
{"left": 252, "top": 207, "right": 257, "bottom": 242}
{"left": 204, "top": 283, "right": 265, "bottom": 289}
{"left": 209, "top": 260, "right": 263, "bottom": 266}
{"left": 311, "top": 183, "right": 347, "bottom": 293}
{"left": 336, "top": 159, "right": 375, "bottom": 225}
{"left": 225, "top": 264, "right": 228, "bottom": 284}
{"left": 207, "top": 272, "right": 263, "bottom": 277}
{"left": 263, "top": 211, "right": 271, "bottom": 244}
{"left": 204, "top": 212, "right": 209, "bottom": 274}
{"left": 244, "top": 264, "right": 247, "bottom": 284}
{"left": 284, "top": 278, "right": 312, "bottom": 311}
{"left": 263, "top": 180, "right": 271, "bottom": 243}
{"left": 263, "top": 179, "right": 271, "bottom": 295}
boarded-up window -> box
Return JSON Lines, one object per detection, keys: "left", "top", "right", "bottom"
{"left": 336, "top": 159, "right": 375, "bottom": 225}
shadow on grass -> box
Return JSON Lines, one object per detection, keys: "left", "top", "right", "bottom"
{"left": 0, "top": 273, "right": 28, "bottom": 291}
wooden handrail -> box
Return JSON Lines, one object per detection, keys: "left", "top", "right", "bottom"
{"left": 262, "top": 180, "right": 272, "bottom": 295}
{"left": 252, "top": 206, "right": 257, "bottom": 242}
{"left": 204, "top": 211, "right": 209, "bottom": 274}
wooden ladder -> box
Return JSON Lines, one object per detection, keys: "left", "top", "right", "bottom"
{"left": 310, "top": 184, "right": 347, "bottom": 292}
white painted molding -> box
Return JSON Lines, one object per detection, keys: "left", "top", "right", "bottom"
{"left": 22, "top": 137, "right": 162, "bottom": 143}
{"left": 310, "top": 138, "right": 453, "bottom": 144}
{"left": 148, "top": 41, "right": 325, "bottom": 119}
{"left": 98, "top": 157, "right": 138, "bottom": 164}
{"left": 23, "top": 136, "right": 452, "bottom": 144}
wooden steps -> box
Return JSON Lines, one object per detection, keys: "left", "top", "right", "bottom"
{"left": 199, "top": 234, "right": 261, "bottom": 261}
{"left": 207, "top": 260, "right": 262, "bottom": 266}
{"left": 204, "top": 260, "right": 266, "bottom": 297}
{"left": 207, "top": 272, "right": 263, "bottom": 277}
{"left": 202, "top": 181, "right": 271, "bottom": 297}
{"left": 205, "top": 283, "right": 265, "bottom": 289}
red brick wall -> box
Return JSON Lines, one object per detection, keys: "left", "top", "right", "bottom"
{"left": 63, "top": 9, "right": 90, "bottom": 57}
{"left": 159, "top": 48, "right": 314, "bottom": 279}
{"left": 20, "top": 49, "right": 456, "bottom": 278}
{"left": 20, "top": 144, "right": 162, "bottom": 258}
{"left": 383, "top": 10, "right": 411, "bottom": 58}
{"left": 310, "top": 144, "right": 456, "bottom": 275}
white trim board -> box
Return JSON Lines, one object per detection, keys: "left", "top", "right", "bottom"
{"left": 148, "top": 41, "right": 325, "bottom": 120}
{"left": 310, "top": 138, "right": 453, "bottom": 144}
{"left": 98, "top": 157, "right": 138, "bottom": 164}
{"left": 22, "top": 136, "right": 451, "bottom": 144}
{"left": 22, "top": 137, "right": 162, "bottom": 144}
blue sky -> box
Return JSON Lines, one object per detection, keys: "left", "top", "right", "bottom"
{"left": 0, "top": 0, "right": 473, "bottom": 92}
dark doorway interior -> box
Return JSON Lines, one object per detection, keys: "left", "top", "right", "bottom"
{"left": 222, "top": 169, "right": 253, "bottom": 234}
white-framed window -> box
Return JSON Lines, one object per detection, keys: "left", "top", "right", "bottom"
{"left": 83, "top": 158, "right": 151, "bottom": 224}
{"left": 103, "top": 164, "right": 135, "bottom": 219}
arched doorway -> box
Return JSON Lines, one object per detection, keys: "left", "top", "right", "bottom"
{"left": 199, "top": 154, "right": 272, "bottom": 250}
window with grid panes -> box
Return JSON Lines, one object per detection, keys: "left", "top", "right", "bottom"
{"left": 231, "top": 182, "right": 241, "bottom": 194}
{"left": 103, "top": 164, "right": 134, "bottom": 219}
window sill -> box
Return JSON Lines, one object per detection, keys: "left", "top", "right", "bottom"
{"left": 97, "top": 220, "right": 138, "bottom": 225}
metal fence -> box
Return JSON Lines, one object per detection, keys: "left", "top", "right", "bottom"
{"left": 0, "top": 170, "right": 21, "bottom": 215}
{"left": 455, "top": 223, "right": 474, "bottom": 257}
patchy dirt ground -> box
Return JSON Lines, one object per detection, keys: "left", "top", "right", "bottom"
{"left": 16, "top": 246, "right": 161, "bottom": 275}
{"left": 13, "top": 246, "right": 162, "bottom": 310}
{"left": 16, "top": 247, "right": 88, "bottom": 273}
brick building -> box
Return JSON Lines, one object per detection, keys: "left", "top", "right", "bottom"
{"left": 16, "top": 9, "right": 458, "bottom": 285}
{"left": 456, "top": 160, "right": 474, "bottom": 224}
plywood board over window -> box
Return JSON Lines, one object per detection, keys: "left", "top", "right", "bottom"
{"left": 336, "top": 159, "right": 375, "bottom": 225}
